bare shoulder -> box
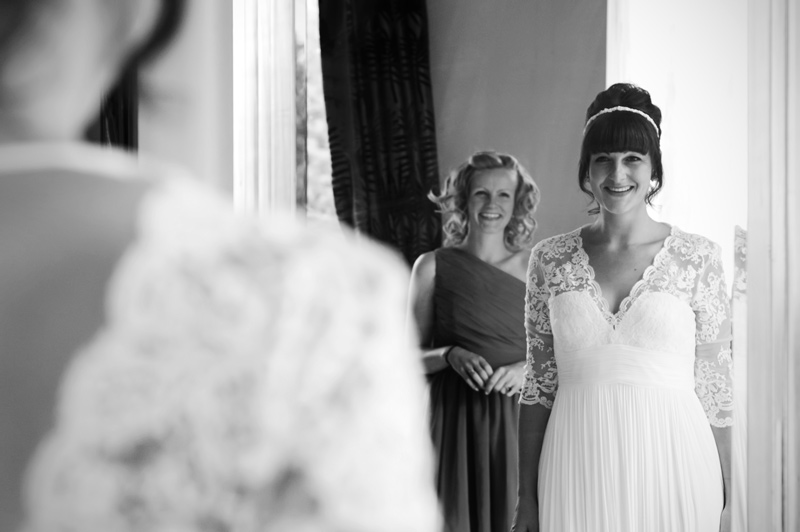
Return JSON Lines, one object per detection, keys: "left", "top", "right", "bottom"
{"left": 411, "top": 250, "right": 437, "bottom": 281}
{"left": 508, "top": 248, "right": 532, "bottom": 283}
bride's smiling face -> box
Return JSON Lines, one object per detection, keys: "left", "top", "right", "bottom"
{"left": 587, "top": 151, "right": 653, "bottom": 216}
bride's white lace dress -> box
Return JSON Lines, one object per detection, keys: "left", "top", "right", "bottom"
{"left": 520, "top": 226, "right": 732, "bottom": 532}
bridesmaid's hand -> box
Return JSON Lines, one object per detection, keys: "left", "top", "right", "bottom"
{"left": 447, "top": 346, "right": 493, "bottom": 391}
{"left": 484, "top": 361, "right": 526, "bottom": 396}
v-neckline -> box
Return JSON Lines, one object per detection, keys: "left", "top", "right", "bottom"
{"left": 575, "top": 225, "right": 675, "bottom": 325}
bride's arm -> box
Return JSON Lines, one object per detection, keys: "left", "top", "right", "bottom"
{"left": 513, "top": 245, "right": 557, "bottom": 531}
{"left": 691, "top": 241, "right": 733, "bottom": 529}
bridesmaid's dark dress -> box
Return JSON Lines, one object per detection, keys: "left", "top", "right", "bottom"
{"left": 428, "top": 247, "right": 527, "bottom": 532}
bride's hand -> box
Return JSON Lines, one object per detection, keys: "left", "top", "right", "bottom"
{"left": 447, "top": 346, "right": 493, "bottom": 392}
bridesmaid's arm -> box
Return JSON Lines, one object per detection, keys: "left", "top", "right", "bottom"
{"left": 406, "top": 252, "right": 495, "bottom": 386}
{"left": 514, "top": 244, "right": 556, "bottom": 531}
{"left": 407, "top": 251, "right": 450, "bottom": 374}
{"left": 691, "top": 242, "right": 733, "bottom": 531}
{"left": 419, "top": 346, "right": 452, "bottom": 374}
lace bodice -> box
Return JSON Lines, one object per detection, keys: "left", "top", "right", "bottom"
{"left": 17, "top": 165, "right": 439, "bottom": 531}
{"left": 520, "top": 226, "right": 733, "bottom": 428}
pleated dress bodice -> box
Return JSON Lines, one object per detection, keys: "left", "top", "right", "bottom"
{"left": 432, "top": 247, "right": 525, "bottom": 368}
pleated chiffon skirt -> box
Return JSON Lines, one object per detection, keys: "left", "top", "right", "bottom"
{"left": 538, "top": 346, "right": 724, "bottom": 532}
{"left": 429, "top": 369, "right": 520, "bottom": 532}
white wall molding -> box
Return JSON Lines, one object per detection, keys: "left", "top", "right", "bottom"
{"left": 747, "top": 0, "right": 800, "bottom": 528}
{"left": 139, "top": 0, "right": 233, "bottom": 192}
{"left": 607, "top": 0, "right": 800, "bottom": 526}
{"left": 232, "top": 0, "right": 296, "bottom": 217}
{"left": 604, "top": 0, "right": 748, "bottom": 289}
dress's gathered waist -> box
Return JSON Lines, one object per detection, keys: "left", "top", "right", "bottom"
{"left": 556, "top": 345, "right": 695, "bottom": 391}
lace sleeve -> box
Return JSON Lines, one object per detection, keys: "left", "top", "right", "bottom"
{"left": 22, "top": 179, "right": 440, "bottom": 532}
{"left": 520, "top": 246, "right": 557, "bottom": 408}
{"left": 691, "top": 241, "right": 733, "bottom": 428}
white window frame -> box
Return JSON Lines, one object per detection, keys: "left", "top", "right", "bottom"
{"left": 232, "top": 0, "right": 297, "bottom": 217}
{"left": 747, "top": 0, "right": 800, "bottom": 528}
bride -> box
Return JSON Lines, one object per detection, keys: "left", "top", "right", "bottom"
{"left": 512, "top": 83, "right": 733, "bottom": 532}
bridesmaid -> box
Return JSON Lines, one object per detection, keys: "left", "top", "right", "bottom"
{"left": 407, "top": 150, "right": 540, "bottom": 532}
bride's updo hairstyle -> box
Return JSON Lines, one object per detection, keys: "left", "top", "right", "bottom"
{"left": 578, "top": 83, "right": 664, "bottom": 207}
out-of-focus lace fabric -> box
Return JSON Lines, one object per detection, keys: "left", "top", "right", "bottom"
{"left": 733, "top": 226, "right": 747, "bottom": 302}
{"left": 520, "top": 227, "right": 733, "bottom": 428}
{"left": 20, "top": 178, "right": 440, "bottom": 532}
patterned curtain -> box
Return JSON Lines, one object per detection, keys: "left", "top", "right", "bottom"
{"left": 318, "top": 0, "right": 442, "bottom": 266}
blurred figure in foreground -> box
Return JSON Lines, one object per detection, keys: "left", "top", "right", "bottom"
{"left": 0, "top": 1, "right": 440, "bottom": 530}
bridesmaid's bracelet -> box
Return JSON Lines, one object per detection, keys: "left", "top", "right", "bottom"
{"left": 443, "top": 346, "right": 455, "bottom": 366}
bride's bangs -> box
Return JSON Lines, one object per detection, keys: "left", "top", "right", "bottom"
{"left": 583, "top": 112, "right": 658, "bottom": 157}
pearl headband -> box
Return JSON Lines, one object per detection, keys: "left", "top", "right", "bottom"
{"left": 583, "top": 106, "right": 660, "bottom": 137}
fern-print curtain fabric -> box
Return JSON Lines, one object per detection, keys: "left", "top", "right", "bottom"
{"left": 318, "top": 0, "right": 442, "bottom": 265}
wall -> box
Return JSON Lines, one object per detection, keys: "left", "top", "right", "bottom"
{"left": 607, "top": 0, "right": 748, "bottom": 288}
{"left": 607, "top": 3, "right": 749, "bottom": 528}
{"left": 138, "top": 0, "right": 234, "bottom": 194}
{"left": 427, "top": 0, "right": 607, "bottom": 242}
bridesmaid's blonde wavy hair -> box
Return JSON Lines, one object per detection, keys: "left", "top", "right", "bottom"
{"left": 428, "top": 150, "right": 540, "bottom": 251}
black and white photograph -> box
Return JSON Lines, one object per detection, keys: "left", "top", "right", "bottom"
{"left": 0, "top": 1, "right": 797, "bottom": 531}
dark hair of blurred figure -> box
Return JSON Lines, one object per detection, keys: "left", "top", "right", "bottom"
{"left": 0, "top": 0, "right": 185, "bottom": 141}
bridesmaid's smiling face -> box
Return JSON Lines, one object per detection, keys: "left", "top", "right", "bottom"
{"left": 467, "top": 168, "right": 518, "bottom": 234}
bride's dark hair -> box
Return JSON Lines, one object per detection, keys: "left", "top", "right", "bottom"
{"left": 578, "top": 83, "right": 664, "bottom": 209}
